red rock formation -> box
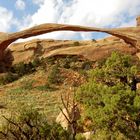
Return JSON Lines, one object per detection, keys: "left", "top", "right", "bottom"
{"left": 10, "top": 38, "right": 138, "bottom": 64}
{"left": 0, "top": 21, "right": 140, "bottom": 60}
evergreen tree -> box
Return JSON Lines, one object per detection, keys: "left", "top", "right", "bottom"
{"left": 76, "top": 52, "right": 140, "bottom": 139}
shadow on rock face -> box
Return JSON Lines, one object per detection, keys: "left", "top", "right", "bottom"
{"left": 0, "top": 49, "right": 14, "bottom": 73}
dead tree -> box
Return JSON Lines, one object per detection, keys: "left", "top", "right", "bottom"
{"left": 59, "top": 88, "right": 80, "bottom": 140}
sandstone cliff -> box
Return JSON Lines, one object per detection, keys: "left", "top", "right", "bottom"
{"left": 10, "top": 37, "right": 137, "bottom": 64}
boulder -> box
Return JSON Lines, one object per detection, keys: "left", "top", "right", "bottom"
{"left": 56, "top": 108, "right": 69, "bottom": 130}
{"left": 56, "top": 106, "right": 80, "bottom": 130}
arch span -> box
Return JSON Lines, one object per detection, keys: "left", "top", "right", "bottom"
{"left": 0, "top": 23, "right": 140, "bottom": 59}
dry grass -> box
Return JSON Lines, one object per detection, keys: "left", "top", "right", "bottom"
{"left": 0, "top": 68, "right": 76, "bottom": 128}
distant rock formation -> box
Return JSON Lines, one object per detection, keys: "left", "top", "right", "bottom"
{"left": 136, "top": 16, "right": 140, "bottom": 26}
{"left": 10, "top": 38, "right": 137, "bottom": 64}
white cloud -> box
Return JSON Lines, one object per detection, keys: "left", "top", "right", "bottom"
{"left": 15, "top": 0, "right": 26, "bottom": 10}
{"left": 120, "top": 19, "right": 136, "bottom": 27}
{"left": 0, "top": 7, "right": 14, "bottom": 32}
{"left": 18, "top": 0, "right": 140, "bottom": 40}
{"left": 32, "top": 0, "right": 44, "bottom": 5}
{"left": 17, "top": 15, "right": 33, "bottom": 30}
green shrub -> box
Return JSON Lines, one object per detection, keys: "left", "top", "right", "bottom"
{"left": 0, "top": 57, "right": 47, "bottom": 85}
{"left": 62, "top": 56, "right": 79, "bottom": 69}
{"left": 0, "top": 72, "right": 19, "bottom": 85}
{"left": 89, "top": 52, "right": 137, "bottom": 87}
{"left": 47, "top": 64, "right": 62, "bottom": 84}
{"left": 12, "top": 57, "right": 46, "bottom": 75}
{"left": 76, "top": 52, "right": 140, "bottom": 139}
{"left": 46, "top": 57, "right": 56, "bottom": 65}
{"left": 81, "top": 61, "right": 92, "bottom": 70}
{"left": 13, "top": 62, "right": 27, "bottom": 76}
{"left": 0, "top": 107, "right": 70, "bottom": 140}
{"left": 32, "top": 57, "right": 41, "bottom": 67}
{"left": 73, "top": 41, "right": 80, "bottom": 46}
{"left": 13, "top": 59, "right": 40, "bottom": 76}
{"left": 91, "top": 39, "right": 97, "bottom": 42}
{"left": 76, "top": 81, "right": 140, "bottom": 139}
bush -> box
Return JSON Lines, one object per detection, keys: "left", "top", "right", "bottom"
{"left": 62, "top": 56, "right": 80, "bottom": 69}
{"left": 81, "top": 61, "right": 92, "bottom": 70}
{"left": 12, "top": 60, "right": 39, "bottom": 76}
{"left": 89, "top": 52, "right": 137, "bottom": 87}
{"left": 31, "top": 57, "right": 47, "bottom": 70}
{"left": 0, "top": 57, "right": 47, "bottom": 85}
{"left": 0, "top": 72, "right": 19, "bottom": 85}
{"left": 73, "top": 41, "right": 80, "bottom": 46}
{"left": 12, "top": 62, "right": 28, "bottom": 76}
{"left": 91, "top": 39, "right": 97, "bottom": 42}
{"left": 76, "top": 82, "right": 140, "bottom": 139}
{"left": 0, "top": 107, "right": 70, "bottom": 140}
{"left": 46, "top": 57, "right": 56, "bottom": 65}
{"left": 47, "top": 64, "right": 62, "bottom": 84}
{"left": 76, "top": 52, "right": 140, "bottom": 139}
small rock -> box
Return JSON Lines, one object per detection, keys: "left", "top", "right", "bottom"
{"left": 81, "top": 131, "right": 95, "bottom": 140}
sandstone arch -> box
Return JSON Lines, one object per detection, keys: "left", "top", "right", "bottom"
{"left": 0, "top": 23, "right": 140, "bottom": 60}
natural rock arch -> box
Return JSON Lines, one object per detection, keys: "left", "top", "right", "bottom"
{"left": 0, "top": 23, "right": 140, "bottom": 60}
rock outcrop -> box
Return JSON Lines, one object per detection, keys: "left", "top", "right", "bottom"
{"left": 56, "top": 108, "right": 70, "bottom": 130}
{"left": 136, "top": 16, "right": 140, "bottom": 26}
{"left": 56, "top": 107, "right": 80, "bottom": 131}
{"left": 10, "top": 38, "right": 137, "bottom": 64}
{"left": 0, "top": 21, "right": 140, "bottom": 60}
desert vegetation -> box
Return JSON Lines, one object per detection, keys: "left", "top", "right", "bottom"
{"left": 0, "top": 51, "right": 140, "bottom": 140}
{"left": 76, "top": 52, "right": 140, "bottom": 139}
{"left": 0, "top": 57, "right": 46, "bottom": 85}
{"left": 0, "top": 107, "right": 70, "bottom": 140}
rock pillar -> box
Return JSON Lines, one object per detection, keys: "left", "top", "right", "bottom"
{"left": 136, "top": 16, "right": 140, "bottom": 26}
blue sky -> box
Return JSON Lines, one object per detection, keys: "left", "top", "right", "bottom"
{"left": 0, "top": 0, "right": 140, "bottom": 40}
{"left": 0, "top": 0, "right": 39, "bottom": 32}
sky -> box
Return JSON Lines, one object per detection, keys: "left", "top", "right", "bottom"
{"left": 0, "top": 0, "right": 140, "bottom": 41}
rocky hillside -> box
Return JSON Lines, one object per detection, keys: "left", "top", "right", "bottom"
{"left": 9, "top": 37, "right": 137, "bottom": 64}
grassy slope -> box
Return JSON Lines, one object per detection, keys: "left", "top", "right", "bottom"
{"left": 0, "top": 54, "right": 89, "bottom": 129}
{"left": 0, "top": 37, "right": 139, "bottom": 130}
{"left": 0, "top": 70, "right": 68, "bottom": 121}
